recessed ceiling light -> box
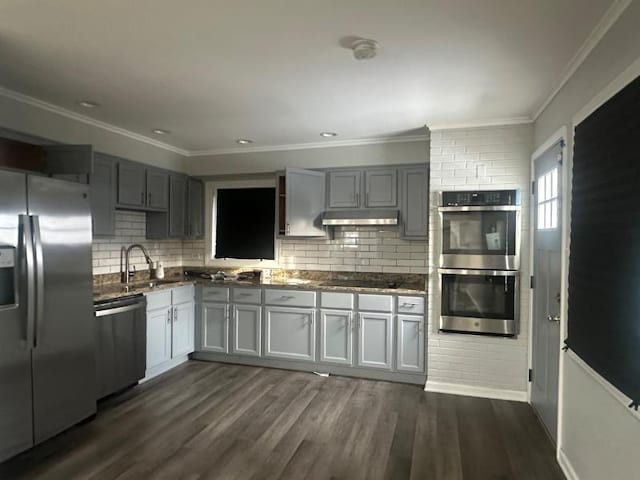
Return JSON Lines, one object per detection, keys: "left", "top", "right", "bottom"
{"left": 78, "top": 100, "right": 99, "bottom": 108}
{"left": 351, "top": 38, "right": 380, "bottom": 60}
{"left": 151, "top": 128, "right": 170, "bottom": 135}
{"left": 320, "top": 132, "right": 338, "bottom": 138}
{"left": 236, "top": 139, "right": 253, "bottom": 144}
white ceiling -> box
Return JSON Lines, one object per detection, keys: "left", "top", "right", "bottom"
{"left": 0, "top": 0, "right": 613, "bottom": 154}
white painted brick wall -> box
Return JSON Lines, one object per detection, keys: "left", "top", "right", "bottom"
{"left": 429, "top": 124, "right": 533, "bottom": 393}
{"left": 92, "top": 211, "right": 184, "bottom": 275}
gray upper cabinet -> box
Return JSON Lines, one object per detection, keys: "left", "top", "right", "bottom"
{"left": 168, "top": 175, "right": 187, "bottom": 237}
{"left": 328, "top": 170, "right": 361, "bottom": 208}
{"left": 90, "top": 154, "right": 116, "bottom": 236}
{"left": 146, "top": 169, "right": 169, "bottom": 210}
{"left": 364, "top": 169, "right": 397, "bottom": 208}
{"left": 357, "top": 312, "right": 393, "bottom": 370}
{"left": 400, "top": 166, "right": 429, "bottom": 239}
{"left": 284, "top": 167, "right": 326, "bottom": 237}
{"left": 117, "top": 160, "right": 146, "bottom": 208}
{"left": 186, "top": 178, "right": 204, "bottom": 239}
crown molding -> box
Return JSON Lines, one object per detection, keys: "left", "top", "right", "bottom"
{"left": 0, "top": 86, "right": 190, "bottom": 156}
{"left": 185, "top": 134, "right": 430, "bottom": 157}
{"left": 428, "top": 116, "right": 532, "bottom": 131}
{"left": 532, "top": 0, "right": 632, "bottom": 121}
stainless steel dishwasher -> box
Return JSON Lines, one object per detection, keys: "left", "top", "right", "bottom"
{"left": 94, "top": 295, "right": 147, "bottom": 400}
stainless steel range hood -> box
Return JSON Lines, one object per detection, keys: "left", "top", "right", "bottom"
{"left": 321, "top": 209, "right": 399, "bottom": 226}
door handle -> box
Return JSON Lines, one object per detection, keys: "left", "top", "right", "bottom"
{"left": 31, "top": 216, "right": 44, "bottom": 348}
{"left": 547, "top": 314, "right": 561, "bottom": 323}
{"left": 19, "top": 215, "right": 36, "bottom": 348}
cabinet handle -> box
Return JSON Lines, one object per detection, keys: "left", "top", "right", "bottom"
{"left": 141, "top": 192, "right": 145, "bottom": 205}
{"left": 365, "top": 191, "right": 369, "bottom": 206}
{"left": 167, "top": 308, "right": 172, "bottom": 324}
{"left": 174, "top": 307, "right": 178, "bottom": 322}
{"left": 402, "top": 303, "right": 416, "bottom": 309}
{"left": 148, "top": 192, "right": 152, "bottom": 205}
{"left": 286, "top": 223, "right": 290, "bottom": 235}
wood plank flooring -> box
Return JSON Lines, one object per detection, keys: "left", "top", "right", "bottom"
{"left": 0, "top": 361, "right": 565, "bottom": 480}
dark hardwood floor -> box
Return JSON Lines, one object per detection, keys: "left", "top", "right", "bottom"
{"left": 0, "top": 361, "right": 564, "bottom": 480}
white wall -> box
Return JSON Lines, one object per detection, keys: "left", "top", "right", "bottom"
{"left": 0, "top": 93, "right": 186, "bottom": 172}
{"left": 185, "top": 140, "right": 429, "bottom": 176}
{"left": 427, "top": 124, "right": 533, "bottom": 397}
{"left": 533, "top": 2, "right": 640, "bottom": 479}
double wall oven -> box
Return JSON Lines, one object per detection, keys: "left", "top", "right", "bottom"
{"left": 438, "top": 190, "right": 521, "bottom": 336}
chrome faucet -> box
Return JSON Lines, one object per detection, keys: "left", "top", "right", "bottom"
{"left": 120, "top": 244, "right": 154, "bottom": 284}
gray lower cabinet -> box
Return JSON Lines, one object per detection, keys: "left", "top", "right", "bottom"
{"left": 400, "top": 166, "right": 428, "bottom": 239}
{"left": 319, "top": 309, "right": 352, "bottom": 365}
{"left": 90, "top": 154, "right": 116, "bottom": 236}
{"left": 365, "top": 169, "right": 397, "bottom": 207}
{"left": 201, "top": 303, "right": 229, "bottom": 353}
{"left": 172, "top": 300, "right": 195, "bottom": 357}
{"left": 231, "top": 304, "right": 261, "bottom": 356}
{"left": 357, "top": 312, "right": 393, "bottom": 369}
{"left": 396, "top": 315, "right": 425, "bottom": 373}
{"left": 264, "top": 306, "right": 316, "bottom": 361}
{"left": 146, "top": 305, "right": 172, "bottom": 371}
{"left": 328, "top": 170, "right": 361, "bottom": 208}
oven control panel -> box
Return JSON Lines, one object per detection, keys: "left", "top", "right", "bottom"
{"left": 442, "top": 189, "right": 520, "bottom": 206}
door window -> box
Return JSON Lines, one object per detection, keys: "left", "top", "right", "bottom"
{"left": 537, "top": 168, "right": 559, "bottom": 230}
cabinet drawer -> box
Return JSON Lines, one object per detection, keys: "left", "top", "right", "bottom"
{"left": 397, "top": 296, "right": 425, "bottom": 315}
{"left": 199, "top": 286, "right": 229, "bottom": 303}
{"left": 173, "top": 285, "right": 195, "bottom": 305}
{"left": 145, "top": 290, "right": 172, "bottom": 311}
{"left": 232, "top": 287, "right": 262, "bottom": 304}
{"left": 358, "top": 294, "right": 393, "bottom": 312}
{"left": 320, "top": 292, "right": 354, "bottom": 310}
{"left": 264, "top": 289, "right": 316, "bottom": 307}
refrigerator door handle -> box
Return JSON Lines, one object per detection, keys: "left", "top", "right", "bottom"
{"left": 31, "top": 215, "right": 45, "bottom": 348}
{"left": 19, "top": 214, "right": 36, "bottom": 348}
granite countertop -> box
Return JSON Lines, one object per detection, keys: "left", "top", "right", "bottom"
{"left": 93, "top": 276, "right": 426, "bottom": 303}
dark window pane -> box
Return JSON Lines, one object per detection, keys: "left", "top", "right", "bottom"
{"left": 215, "top": 188, "right": 275, "bottom": 260}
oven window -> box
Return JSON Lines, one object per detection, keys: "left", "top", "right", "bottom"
{"left": 442, "top": 211, "right": 517, "bottom": 255}
{"left": 441, "top": 274, "right": 516, "bottom": 319}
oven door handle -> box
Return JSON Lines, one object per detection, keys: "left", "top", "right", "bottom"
{"left": 438, "top": 205, "right": 520, "bottom": 212}
{"left": 438, "top": 268, "right": 519, "bottom": 277}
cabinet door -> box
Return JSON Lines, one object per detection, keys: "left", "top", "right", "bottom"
{"left": 90, "top": 154, "right": 116, "bottom": 236}
{"left": 319, "top": 310, "right": 352, "bottom": 365}
{"left": 117, "top": 161, "right": 146, "bottom": 207}
{"left": 400, "top": 166, "right": 429, "bottom": 239}
{"left": 365, "top": 169, "right": 397, "bottom": 207}
{"left": 328, "top": 170, "right": 361, "bottom": 208}
{"left": 200, "top": 302, "right": 228, "bottom": 353}
{"left": 146, "top": 169, "right": 169, "bottom": 210}
{"left": 357, "top": 312, "right": 392, "bottom": 369}
{"left": 264, "top": 307, "right": 315, "bottom": 361}
{"left": 169, "top": 175, "right": 187, "bottom": 237}
{"left": 285, "top": 167, "right": 326, "bottom": 236}
{"left": 147, "top": 307, "right": 172, "bottom": 370}
{"left": 396, "top": 315, "right": 425, "bottom": 373}
{"left": 173, "top": 301, "right": 195, "bottom": 357}
{"left": 232, "top": 304, "right": 262, "bottom": 356}
{"left": 187, "top": 178, "right": 204, "bottom": 239}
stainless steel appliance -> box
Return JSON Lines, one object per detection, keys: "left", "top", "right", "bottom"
{"left": 439, "top": 190, "right": 521, "bottom": 270}
{"left": 94, "top": 295, "right": 147, "bottom": 400}
{"left": 439, "top": 268, "right": 519, "bottom": 336}
{"left": 0, "top": 171, "right": 95, "bottom": 463}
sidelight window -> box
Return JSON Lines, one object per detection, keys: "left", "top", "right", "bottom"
{"left": 537, "top": 168, "right": 559, "bottom": 230}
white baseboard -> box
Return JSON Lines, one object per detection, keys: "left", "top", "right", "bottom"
{"left": 558, "top": 448, "right": 579, "bottom": 480}
{"left": 141, "top": 355, "right": 189, "bottom": 382}
{"left": 424, "top": 380, "right": 528, "bottom": 402}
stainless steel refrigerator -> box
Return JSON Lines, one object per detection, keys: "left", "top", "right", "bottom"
{"left": 0, "top": 170, "right": 95, "bottom": 463}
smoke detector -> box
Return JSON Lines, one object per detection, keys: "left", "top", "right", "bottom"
{"left": 351, "top": 39, "right": 380, "bottom": 60}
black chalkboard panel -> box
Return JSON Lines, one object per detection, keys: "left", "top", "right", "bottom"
{"left": 567, "top": 74, "right": 640, "bottom": 404}
{"left": 215, "top": 188, "right": 275, "bottom": 260}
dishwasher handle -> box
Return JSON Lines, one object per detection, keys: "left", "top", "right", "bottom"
{"left": 95, "top": 302, "right": 146, "bottom": 317}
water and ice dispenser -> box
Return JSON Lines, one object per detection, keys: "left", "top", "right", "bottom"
{"left": 0, "top": 246, "right": 16, "bottom": 306}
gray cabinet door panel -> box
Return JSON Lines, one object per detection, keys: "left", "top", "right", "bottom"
{"left": 285, "top": 168, "right": 326, "bottom": 236}
{"left": 328, "top": 170, "right": 361, "bottom": 208}
{"left": 173, "top": 301, "right": 195, "bottom": 357}
{"left": 232, "top": 304, "right": 262, "bottom": 356}
{"left": 146, "top": 170, "right": 169, "bottom": 210}
{"left": 90, "top": 154, "right": 116, "bottom": 236}
{"left": 357, "top": 312, "right": 392, "bottom": 369}
{"left": 400, "top": 166, "right": 428, "bottom": 239}
{"left": 365, "top": 169, "right": 397, "bottom": 207}
{"left": 187, "top": 178, "right": 204, "bottom": 239}
{"left": 319, "top": 310, "right": 352, "bottom": 365}
{"left": 201, "top": 303, "right": 228, "bottom": 353}
{"left": 117, "top": 161, "right": 146, "bottom": 207}
{"left": 396, "top": 315, "right": 425, "bottom": 373}
{"left": 146, "top": 307, "right": 172, "bottom": 371}
{"left": 264, "top": 307, "right": 315, "bottom": 361}
{"left": 168, "top": 175, "right": 187, "bottom": 237}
